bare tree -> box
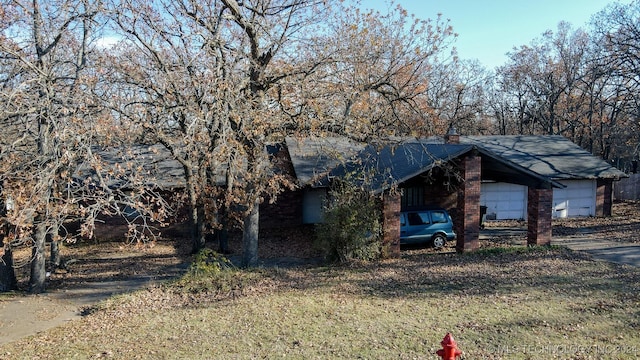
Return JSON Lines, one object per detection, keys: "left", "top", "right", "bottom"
{"left": 106, "top": 0, "right": 328, "bottom": 263}
{"left": 0, "top": 0, "right": 169, "bottom": 293}
{"left": 492, "top": 23, "right": 598, "bottom": 138}
{"left": 589, "top": 0, "right": 640, "bottom": 167}
{"left": 0, "top": 0, "right": 104, "bottom": 293}
{"left": 429, "top": 59, "right": 491, "bottom": 135}
{"left": 485, "top": 4, "right": 640, "bottom": 170}
{"left": 296, "top": 4, "right": 458, "bottom": 139}
{"left": 104, "top": 0, "right": 460, "bottom": 266}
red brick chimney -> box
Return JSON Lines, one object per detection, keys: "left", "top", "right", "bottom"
{"left": 445, "top": 124, "right": 460, "bottom": 144}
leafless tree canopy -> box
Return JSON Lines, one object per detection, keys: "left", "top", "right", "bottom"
{"left": 2, "top": 0, "right": 640, "bottom": 290}
{"left": 488, "top": 2, "right": 640, "bottom": 170}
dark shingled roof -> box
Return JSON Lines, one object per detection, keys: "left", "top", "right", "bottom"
{"left": 319, "top": 141, "right": 477, "bottom": 193}
{"left": 285, "top": 136, "right": 365, "bottom": 185}
{"left": 77, "top": 145, "right": 226, "bottom": 190}
{"left": 461, "top": 135, "right": 627, "bottom": 180}
{"left": 84, "top": 135, "right": 626, "bottom": 192}
{"left": 287, "top": 137, "right": 558, "bottom": 193}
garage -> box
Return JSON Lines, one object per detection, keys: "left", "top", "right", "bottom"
{"left": 286, "top": 134, "right": 625, "bottom": 254}
{"left": 480, "top": 182, "right": 527, "bottom": 220}
{"left": 465, "top": 135, "right": 625, "bottom": 221}
{"left": 481, "top": 180, "right": 596, "bottom": 219}
{"left": 552, "top": 179, "right": 596, "bottom": 218}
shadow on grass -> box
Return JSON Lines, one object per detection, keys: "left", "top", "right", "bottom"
{"left": 10, "top": 237, "right": 192, "bottom": 296}
{"left": 553, "top": 219, "right": 640, "bottom": 238}
{"left": 46, "top": 253, "right": 190, "bottom": 288}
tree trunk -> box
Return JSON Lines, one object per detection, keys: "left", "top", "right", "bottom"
{"left": 29, "top": 221, "right": 48, "bottom": 294}
{"left": 0, "top": 242, "right": 17, "bottom": 292}
{"left": 50, "top": 238, "right": 61, "bottom": 270}
{"left": 197, "top": 205, "right": 206, "bottom": 249}
{"left": 218, "top": 206, "right": 229, "bottom": 254}
{"left": 241, "top": 199, "right": 259, "bottom": 268}
{"left": 218, "top": 228, "right": 229, "bottom": 254}
{"left": 191, "top": 205, "right": 206, "bottom": 254}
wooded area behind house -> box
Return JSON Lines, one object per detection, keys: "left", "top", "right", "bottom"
{"left": 1, "top": 0, "right": 640, "bottom": 293}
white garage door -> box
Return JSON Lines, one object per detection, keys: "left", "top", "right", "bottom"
{"left": 553, "top": 180, "right": 595, "bottom": 218}
{"left": 481, "top": 182, "right": 527, "bottom": 220}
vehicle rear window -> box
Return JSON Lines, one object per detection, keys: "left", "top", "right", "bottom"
{"left": 431, "top": 211, "right": 448, "bottom": 223}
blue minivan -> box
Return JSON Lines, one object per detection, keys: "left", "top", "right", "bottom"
{"left": 400, "top": 208, "right": 456, "bottom": 249}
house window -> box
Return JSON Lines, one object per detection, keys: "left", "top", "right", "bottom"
{"left": 302, "top": 188, "right": 327, "bottom": 224}
{"left": 401, "top": 187, "right": 425, "bottom": 208}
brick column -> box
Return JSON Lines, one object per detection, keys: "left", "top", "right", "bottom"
{"left": 596, "top": 179, "right": 613, "bottom": 217}
{"left": 382, "top": 192, "right": 401, "bottom": 258}
{"left": 456, "top": 153, "right": 481, "bottom": 253}
{"left": 527, "top": 187, "right": 552, "bottom": 246}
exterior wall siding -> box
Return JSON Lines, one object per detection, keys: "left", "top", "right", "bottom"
{"left": 302, "top": 188, "right": 327, "bottom": 224}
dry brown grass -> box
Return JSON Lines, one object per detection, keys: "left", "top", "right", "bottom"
{"left": 1, "top": 246, "right": 640, "bottom": 359}
{"left": 1, "top": 201, "right": 639, "bottom": 359}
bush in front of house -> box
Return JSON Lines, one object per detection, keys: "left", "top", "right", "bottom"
{"left": 315, "top": 177, "right": 383, "bottom": 263}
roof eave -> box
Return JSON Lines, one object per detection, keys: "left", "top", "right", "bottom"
{"left": 476, "top": 147, "right": 565, "bottom": 189}
{"left": 379, "top": 144, "right": 477, "bottom": 191}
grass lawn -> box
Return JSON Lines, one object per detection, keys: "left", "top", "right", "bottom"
{"left": 1, "top": 246, "right": 639, "bottom": 359}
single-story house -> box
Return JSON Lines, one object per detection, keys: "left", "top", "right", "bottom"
{"left": 76, "top": 133, "right": 626, "bottom": 256}
{"left": 271, "top": 132, "right": 627, "bottom": 255}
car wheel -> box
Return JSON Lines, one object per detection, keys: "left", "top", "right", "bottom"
{"left": 432, "top": 234, "right": 446, "bottom": 249}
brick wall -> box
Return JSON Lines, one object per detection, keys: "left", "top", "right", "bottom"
{"left": 455, "top": 153, "right": 481, "bottom": 252}
{"left": 260, "top": 189, "right": 304, "bottom": 229}
{"left": 596, "top": 179, "right": 613, "bottom": 217}
{"left": 527, "top": 187, "right": 552, "bottom": 246}
{"left": 382, "top": 192, "right": 401, "bottom": 258}
{"left": 260, "top": 143, "right": 305, "bottom": 229}
{"left": 400, "top": 169, "right": 459, "bottom": 212}
{"left": 423, "top": 186, "right": 458, "bottom": 212}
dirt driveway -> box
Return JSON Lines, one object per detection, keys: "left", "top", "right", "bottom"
{"left": 0, "top": 278, "right": 159, "bottom": 345}
{"left": 1, "top": 200, "right": 640, "bottom": 346}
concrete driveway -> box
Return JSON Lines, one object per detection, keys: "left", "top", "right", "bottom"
{"left": 480, "top": 227, "right": 640, "bottom": 268}
{"left": 552, "top": 236, "right": 640, "bottom": 268}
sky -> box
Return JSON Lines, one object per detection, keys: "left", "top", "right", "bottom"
{"left": 364, "top": 0, "right": 634, "bottom": 69}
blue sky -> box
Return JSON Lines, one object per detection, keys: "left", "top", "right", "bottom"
{"left": 363, "top": 0, "right": 634, "bottom": 69}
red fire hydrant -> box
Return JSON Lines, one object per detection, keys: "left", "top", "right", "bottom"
{"left": 436, "top": 332, "right": 462, "bottom": 360}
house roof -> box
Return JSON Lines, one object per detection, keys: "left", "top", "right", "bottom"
{"left": 461, "top": 135, "right": 627, "bottom": 180}
{"left": 84, "top": 134, "right": 626, "bottom": 192}
{"left": 319, "top": 141, "right": 477, "bottom": 193}
{"left": 285, "top": 136, "right": 365, "bottom": 185}
{"left": 288, "top": 136, "right": 561, "bottom": 193}
{"left": 76, "top": 145, "right": 226, "bottom": 190}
